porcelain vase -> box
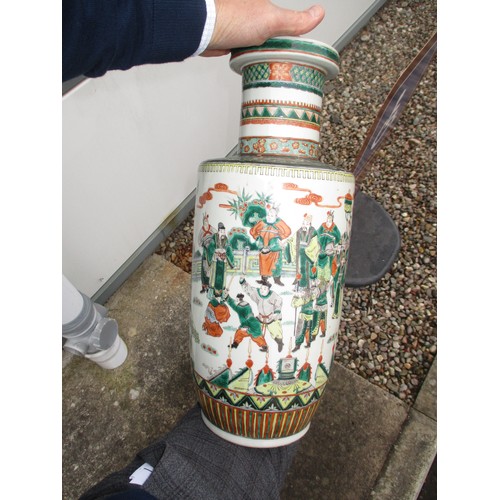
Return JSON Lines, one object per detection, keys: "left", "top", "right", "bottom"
{"left": 189, "top": 37, "right": 355, "bottom": 447}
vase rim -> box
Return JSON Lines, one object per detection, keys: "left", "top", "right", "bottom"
{"left": 230, "top": 36, "right": 340, "bottom": 80}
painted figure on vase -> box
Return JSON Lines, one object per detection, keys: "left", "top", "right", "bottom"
{"left": 316, "top": 210, "right": 341, "bottom": 284}
{"left": 202, "top": 296, "right": 231, "bottom": 338}
{"left": 310, "top": 268, "right": 330, "bottom": 339}
{"left": 198, "top": 213, "right": 216, "bottom": 293}
{"left": 291, "top": 283, "right": 320, "bottom": 352}
{"left": 240, "top": 276, "right": 284, "bottom": 352}
{"left": 331, "top": 252, "right": 348, "bottom": 319}
{"left": 226, "top": 292, "right": 268, "bottom": 352}
{"left": 207, "top": 222, "right": 235, "bottom": 297}
{"left": 249, "top": 204, "right": 291, "bottom": 286}
{"left": 296, "top": 348, "right": 313, "bottom": 382}
{"left": 344, "top": 190, "right": 353, "bottom": 225}
{"left": 285, "top": 213, "right": 319, "bottom": 289}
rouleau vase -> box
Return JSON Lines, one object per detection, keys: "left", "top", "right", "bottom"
{"left": 189, "top": 37, "right": 355, "bottom": 447}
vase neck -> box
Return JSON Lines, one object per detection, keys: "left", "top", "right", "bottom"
{"left": 237, "top": 62, "right": 324, "bottom": 159}
{"left": 230, "top": 38, "right": 340, "bottom": 160}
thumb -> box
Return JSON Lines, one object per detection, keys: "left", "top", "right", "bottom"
{"left": 268, "top": 4, "right": 325, "bottom": 37}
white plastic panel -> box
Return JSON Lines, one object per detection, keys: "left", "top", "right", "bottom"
{"left": 62, "top": 0, "right": 384, "bottom": 296}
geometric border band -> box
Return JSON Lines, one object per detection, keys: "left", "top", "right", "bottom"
{"left": 197, "top": 387, "right": 321, "bottom": 440}
{"left": 199, "top": 161, "right": 355, "bottom": 183}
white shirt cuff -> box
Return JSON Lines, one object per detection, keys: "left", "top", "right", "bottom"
{"left": 192, "top": 0, "right": 217, "bottom": 56}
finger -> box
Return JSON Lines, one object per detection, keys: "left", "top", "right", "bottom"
{"left": 200, "top": 49, "right": 231, "bottom": 57}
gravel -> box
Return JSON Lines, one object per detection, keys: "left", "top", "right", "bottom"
{"left": 156, "top": 0, "right": 437, "bottom": 405}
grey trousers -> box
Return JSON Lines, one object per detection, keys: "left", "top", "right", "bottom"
{"left": 80, "top": 405, "right": 300, "bottom": 500}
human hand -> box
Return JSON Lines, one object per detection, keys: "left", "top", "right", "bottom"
{"left": 202, "top": 1, "right": 325, "bottom": 57}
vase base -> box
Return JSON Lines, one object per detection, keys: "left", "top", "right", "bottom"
{"left": 201, "top": 412, "right": 310, "bottom": 448}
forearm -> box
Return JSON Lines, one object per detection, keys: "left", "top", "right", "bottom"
{"left": 63, "top": 0, "right": 210, "bottom": 81}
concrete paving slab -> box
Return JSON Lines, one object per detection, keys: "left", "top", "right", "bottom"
{"left": 281, "top": 363, "right": 409, "bottom": 500}
{"left": 63, "top": 255, "right": 430, "bottom": 500}
{"left": 63, "top": 257, "right": 197, "bottom": 499}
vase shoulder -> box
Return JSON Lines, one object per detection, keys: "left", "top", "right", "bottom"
{"left": 200, "top": 156, "right": 353, "bottom": 177}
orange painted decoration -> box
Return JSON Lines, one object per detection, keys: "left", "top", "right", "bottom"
{"left": 269, "top": 62, "right": 293, "bottom": 81}
{"left": 197, "top": 183, "right": 238, "bottom": 208}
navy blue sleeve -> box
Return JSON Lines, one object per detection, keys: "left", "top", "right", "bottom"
{"left": 63, "top": 0, "right": 207, "bottom": 81}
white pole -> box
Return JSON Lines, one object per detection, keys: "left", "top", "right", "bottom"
{"left": 62, "top": 274, "right": 84, "bottom": 325}
{"left": 62, "top": 274, "right": 127, "bottom": 368}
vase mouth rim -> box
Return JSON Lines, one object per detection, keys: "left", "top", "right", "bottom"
{"left": 230, "top": 36, "right": 340, "bottom": 80}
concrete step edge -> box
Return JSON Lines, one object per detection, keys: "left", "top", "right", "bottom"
{"left": 369, "top": 358, "right": 437, "bottom": 499}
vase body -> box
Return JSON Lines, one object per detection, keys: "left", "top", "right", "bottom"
{"left": 189, "top": 38, "right": 355, "bottom": 447}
